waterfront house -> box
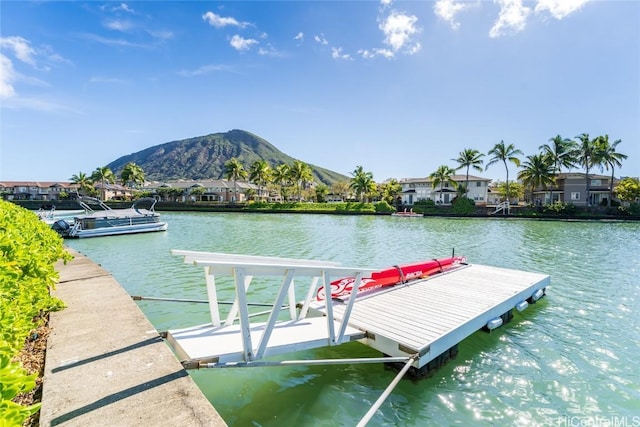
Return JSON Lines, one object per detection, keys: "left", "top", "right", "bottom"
{"left": 527, "top": 173, "right": 617, "bottom": 206}
{"left": 398, "top": 175, "right": 492, "bottom": 206}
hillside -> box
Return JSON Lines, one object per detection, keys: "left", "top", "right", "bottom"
{"left": 106, "top": 129, "right": 349, "bottom": 185}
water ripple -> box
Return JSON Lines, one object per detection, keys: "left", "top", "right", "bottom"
{"left": 66, "top": 213, "right": 640, "bottom": 426}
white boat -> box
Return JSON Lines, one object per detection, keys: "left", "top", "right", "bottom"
{"left": 52, "top": 197, "right": 168, "bottom": 238}
{"left": 37, "top": 204, "right": 88, "bottom": 225}
{"left": 391, "top": 210, "right": 422, "bottom": 218}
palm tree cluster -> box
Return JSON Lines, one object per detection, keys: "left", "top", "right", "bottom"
{"left": 224, "top": 158, "right": 316, "bottom": 202}
{"left": 224, "top": 159, "right": 402, "bottom": 204}
{"left": 69, "top": 162, "right": 145, "bottom": 199}
{"left": 432, "top": 133, "right": 628, "bottom": 211}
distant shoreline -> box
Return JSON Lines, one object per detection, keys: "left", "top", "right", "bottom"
{"left": 11, "top": 200, "right": 640, "bottom": 222}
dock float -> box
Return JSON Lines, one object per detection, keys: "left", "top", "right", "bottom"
{"left": 157, "top": 250, "right": 549, "bottom": 425}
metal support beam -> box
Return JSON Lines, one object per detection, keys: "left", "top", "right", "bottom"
{"left": 356, "top": 354, "right": 418, "bottom": 427}
{"left": 199, "top": 356, "right": 412, "bottom": 369}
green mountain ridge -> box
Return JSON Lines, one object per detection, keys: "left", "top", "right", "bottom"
{"left": 106, "top": 129, "right": 350, "bottom": 185}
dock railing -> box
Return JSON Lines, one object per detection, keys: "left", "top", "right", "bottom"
{"left": 492, "top": 201, "right": 510, "bottom": 215}
{"left": 170, "top": 250, "right": 379, "bottom": 362}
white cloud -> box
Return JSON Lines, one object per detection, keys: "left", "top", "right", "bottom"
{"left": 115, "top": 3, "right": 135, "bottom": 14}
{"left": 147, "top": 29, "right": 174, "bottom": 40}
{"left": 379, "top": 11, "right": 421, "bottom": 53}
{"left": 0, "top": 36, "right": 37, "bottom": 66}
{"left": 535, "top": 0, "right": 589, "bottom": 20}
{"left": 105, "top": 19, "right": 133, "bottom": 32}
{"left": 294, "top": 32, "right": 304, "bottom": 44}
{"left": 434, "top": 0, "right": 474, "bottom": 30}
{"left": 489, "top": 0, "right": 531, "bottom": 38}
{"left": 230, "top": 35, "right": 258, "bottom": 51}
{"left": 0, "top": 54, "right": 17, "bottom": 99}
{"left": 331, "top": 47, "right": 352, "bottom": 61}
{"left": 202, "top": 11, "right": 249, "bottom": 29}
{"left": 79, "top": 33, "right": 148, "bottom": 48}
{"left": 258, "top": 45, "right": 283, "bottom": 57}
{"left": 358, "top": 48, "right": 394, "bottom": 59}
{"left": 177, "top": 64, "right": 231, "bottom": 77}
{"left": 314, "top": 34, "right": 329, "bottom": 46}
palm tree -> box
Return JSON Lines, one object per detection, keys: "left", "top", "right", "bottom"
{"left": 331, "top": 181, "right": 350, "bottom": 201}
{"left": 224, "top": 157, "right": 248, "bottom": 202}
{"left": 314, "top": 183, "right": 329, "bottom": 203}
{"left": 452, "top": 148, "right": 484, "bottom": 197}
{"left": 69, "top": 172, "right": 93, "bottom": 196}
{"left": 121, "top": 162, "right": 145, "bottom": 188}
{"left": 573, "top": 133, "right": 596, "bottom": 207}
{"left": 539, "top": 135, "right": 577, "bottom": 203}
{"left": 594, "top": 135, "right": 627, "bottom": 207}
{"left": 349, "top": 166, "right": 376, "bottom": 202}
{"left": 517, "top": 154, "right": 555, "bottom": 204}
{"left": 429, "top": 165, "right": 457, "bottom": 204}
{"left": 289, "top": 160, "right": 313, "bottom": 201}
{"left": 91, "top": 166, "right": 115, "bottom": 200}
{"left": 249, "top": 160, "right": 272, "bottom": 202}
{"left": 486, "top": 140, "right": 523, "bottom": 214}
{"left": 379, "top": 178, "right": 402, "bottom": 205}
{"left": 272, "top": 163, "right": 291, "bottom": 201}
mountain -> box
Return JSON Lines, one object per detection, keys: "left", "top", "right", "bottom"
{"left": 106, "top": 129, "right": 350, "bottom": 185}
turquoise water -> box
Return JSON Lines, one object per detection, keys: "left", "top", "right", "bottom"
{"left": 65, "top": 213, "right": 640, "bottom": 426}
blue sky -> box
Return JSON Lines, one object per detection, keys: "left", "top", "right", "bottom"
{"left": 1, "top": 0, "right": 638, "bottom": 183}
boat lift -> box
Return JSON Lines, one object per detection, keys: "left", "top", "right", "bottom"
{"left": 144, "top": 249, "right": 549, "bottom": 426}
{"left": 147, "top": 250, "right": 421, "bottom": 425}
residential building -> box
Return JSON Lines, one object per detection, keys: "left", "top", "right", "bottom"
{"left": 398, "top": 175, "right": 492, "bottom": 206}
{"left": 0, "top": 182, "right": 80, "bottom": 201}
{"left": 528, "top": 172, "right": 617, "bottom": 206}
{"left": 141, "top": 179, "right": 270, "bottom": 203}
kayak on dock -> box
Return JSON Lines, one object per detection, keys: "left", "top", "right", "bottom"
{"left": 316, "top": 256, "right": 467, "bottom": 300}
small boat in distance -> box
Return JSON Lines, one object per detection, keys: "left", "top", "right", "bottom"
{"left": 52, "top": 197, "right": 168, "bottom": 238}
{"left": 391, "top": 209, "right": 422, "bottom": 218}
{"left": 317, "top": 256, "right": 467, "bottom": 300}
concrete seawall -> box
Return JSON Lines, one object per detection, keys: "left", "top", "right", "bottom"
{"left": 39, "top": 248, "right": 227, "bottom": 427}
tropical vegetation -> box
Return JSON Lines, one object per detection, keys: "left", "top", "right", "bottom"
{"left": 20, "top": 129, "right": 637, "bottom": 218}
{"left": 0, "top": 200, "right": 71, "bottom": 426}
{"left": 486, "top": 141, "right": 523, "bottom": 213}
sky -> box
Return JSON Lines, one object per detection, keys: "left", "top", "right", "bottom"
{"left": 1, "top": 0, "right": 639, "bottom": 183}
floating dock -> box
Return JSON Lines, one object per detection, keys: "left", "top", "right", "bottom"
{"left": 158, "top": 250, "right": 549, "bottom": 425}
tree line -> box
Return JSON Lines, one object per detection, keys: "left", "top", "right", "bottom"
{"left": 68, "top": 133, "right": 639, "bottom": 208}
{"left": 432, "top": 133, "right": 637, "bottom": 210}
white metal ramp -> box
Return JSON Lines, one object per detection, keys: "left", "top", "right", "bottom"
{"left": 165, "top": 250, "right": 380, "bottom": 367}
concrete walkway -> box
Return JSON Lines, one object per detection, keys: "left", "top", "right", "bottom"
{"left": 40, "top": 248, "right": 227, "bottom": 427}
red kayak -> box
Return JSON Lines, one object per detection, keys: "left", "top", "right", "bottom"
{"left": 317, "top": 256, "right": 466, "bottom": 301}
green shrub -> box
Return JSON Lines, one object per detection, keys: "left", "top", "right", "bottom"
{"left": 617, "top": 203, "right": 640, "bottom": 217}
{"left": 0, "top": 200, "right": 71, "bottom": 426}
{"left": 374, "top": 201, "right": 395, "bottom": 213}
{"left": 542, "top": 202, "right": 577, "bottom": 216}
{"left": 451, "top": 197, "right": 475, "bottom": 215}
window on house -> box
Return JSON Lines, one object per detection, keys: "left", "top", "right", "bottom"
{"left": 571, "top": 192, "right": 580, "bottom": 201}
{"left": 591, "top": 179, "right": 601, "bottom": 186}
{"left": 476, "top": 182, "right": 481, "bottom": 187}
